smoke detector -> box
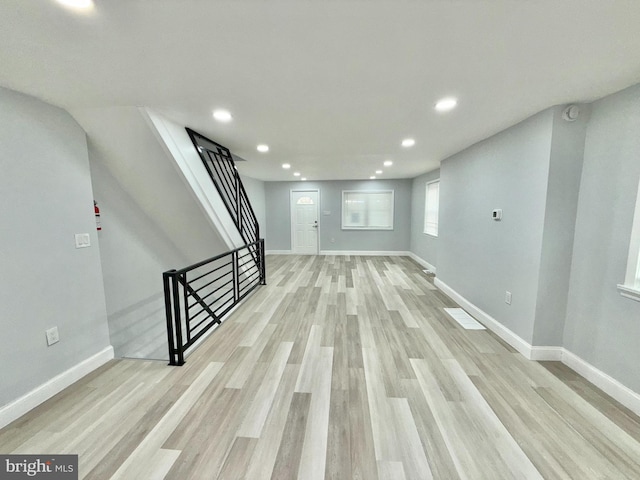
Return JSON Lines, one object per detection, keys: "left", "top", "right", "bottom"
{"left": 562, "top": 105, "right": 580, "bottom": 122}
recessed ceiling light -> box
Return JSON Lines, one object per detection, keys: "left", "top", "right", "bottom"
{"left": 56, "top": 0, "right": 94, "bottom": 9}
{"left": 257, "top": 144, "right": 269, "bottom": 153}
{"left": 282, "top": 163, "right": 291, "bottom": 169}
{"left": 293, "top": 172, "right": 301, "bottom": 177}
{"left": 370, "top": 176, "right": 376, "bottom": 180}
{"left": 401, "top": 138, "right": 415, "bottom": 148}
{"left": 376, "top": 170, "right": 383, "bottom": 175}
{"left": 435, "top": 97, "right": 458, "bottom": 112}
{"left": 384, "top": 160, "right": 393, "bottom": 167}
{"left": 212, "top": 109, "right": 232, "bottom": 122}
{"left": 301, "top": 177, "right": 307, "bottom": 181}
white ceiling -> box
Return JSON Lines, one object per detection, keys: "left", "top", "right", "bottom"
{"left": 1, "top": 1, "right": 640, "bottom": 181}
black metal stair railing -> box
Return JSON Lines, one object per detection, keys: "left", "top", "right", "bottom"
{"left": 162, "top": 128, "right": 265, "bottom": 365}
{"left": 186, "top": 128, "right": 259, "bottom": 247}
{"left": 163, "top": 239, "right": 266, "bottom": 366}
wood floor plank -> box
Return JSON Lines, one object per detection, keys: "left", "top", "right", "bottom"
{"left": 348, "top": 367, "right": 379, "bottom": 480}
{"left": 388, "top": 397, "right": 433, "bottom": 479}
{"left": 401, "top": 378, "right": 460, "bottom": 480}
{"left": 362, "top": 347, "right": 402, "bottom": 463}
{"left": 109, "top": 362, "right": 223, "bottom": 480}
{"left": 244, "top": 364, "right": 300, "bottom": 480}
{"left": 217, "top": 437, "right": 257, "bottom": 480}
{"left": 325, "top": 388, "right": 350, "bottom": 479}
{"left": 297, "top": 346, "right": 334, "bottom": 480}
{"left": 271, "top": 392, "right": 312, "bottom": 480}
{"left": 237, "top": 341, "right": 293, "bottom": 438}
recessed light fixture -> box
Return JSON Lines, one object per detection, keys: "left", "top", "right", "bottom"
{"left": 435, "top": 97, "right": 458, "bottom": 112}
{"left": 401, "top": 138, "right": 415, "bottom": 148}
{"left": 212, "top": 109, "right": 232, "bottom": 122}
{"left": 257, "top": 144, "right": 269, "bottom": 153}
{"left": 370, "top": 176, "right": 376, "bottom": 180}
{"left": 301, "top": 177, "right": 307, "bottom": 181}
{"left": 293, "top": 172, "right": 301, "bottom": 177}
{"left": 376, "top": 170, "right": 383, "bottom": 175}
{"left": 282, "top": 163, "right": 291, "bottom": 169}
{"left": 384, "top": 160, "right": 393, "bottom": 167}
{"left": 56, "top": 0, "right": 94, "bottom": 9}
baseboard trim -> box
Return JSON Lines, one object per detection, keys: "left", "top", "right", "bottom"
{"left": 319, "top": 250, "right": 410, "bottom": 256}
{"left": 407, "top": 252, "right": 437, "bottom": 273}
{"left": 267, "top": 250, "right": 412, "bottom": 257}
{"left": 434, "top": 278, "right": 640, "bottom": 416}
{"left": 434, "top": 278, "right": 534, "bottom": 358}
{"left": 0, "top": 345, "right": 115, "bottom": 429}
{"left": 561, "top": 349, "right": 640, "bottom": 416}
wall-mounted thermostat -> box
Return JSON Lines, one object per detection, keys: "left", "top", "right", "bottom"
{"left": 492, "top": 209, "right": 503, "bottom": 221}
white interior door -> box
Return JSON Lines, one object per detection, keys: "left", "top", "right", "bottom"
{"left": 291, "top": 190, "right": 319, "bottom": 254}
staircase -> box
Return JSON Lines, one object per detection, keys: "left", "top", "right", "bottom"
{"left": 163, "top": 129, "right": 265, "bottom": 365}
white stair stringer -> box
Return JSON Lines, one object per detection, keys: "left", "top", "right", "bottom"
{"left": 141, "top": 108, "right": 245, "bottom": 252}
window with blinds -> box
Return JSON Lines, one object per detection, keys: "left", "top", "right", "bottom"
{"left": 342, "top": 190, "right": 394, "bottom": 230}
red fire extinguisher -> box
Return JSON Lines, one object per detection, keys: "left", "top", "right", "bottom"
{"left": 94, "top": 200, "right": 102, "bottom": 231}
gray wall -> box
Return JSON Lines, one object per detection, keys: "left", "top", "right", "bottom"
{"left": 410, "top": 169, "right": 440, "bottom": 268}
{"left": 438, "top": 110, "right": 554, "bottom": 343}
{"left": 532, "top": 107, "right": 589, "bottom": 346}
{"left": 564, "top": 83, "right": 640, "bottom": 392}
{"left": 0, "top": 87, "right": 111, "bottom": 407}
{"left": 76, "top": 107, "right": 229, "bottom": 360}
{"left": 265, "top": 179, "right": 412, "bottom": 252}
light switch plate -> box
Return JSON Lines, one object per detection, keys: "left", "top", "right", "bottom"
{"left": 75, "top": 233, "right": 91, "bottom": 248}
{"left": 46, "top": 326, "right": 59, "bottom": 346}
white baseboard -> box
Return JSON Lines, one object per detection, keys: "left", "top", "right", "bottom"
{"left": 434, "top": 278, "right": 534, "bottom": 358}
{"left": 268, "top": 250, "right": 414, "bottom": 258}
{"left": 319, "top": 250, "right": 410, "bottom": 256}
{"left": 0, "top": 345, "right": 114, "bottom": 429}
{"left": 407, "top": 252, "right": 437, "bottom": 273}
{"left": 434, "top": 278, "right": 640, "bottom": 416}
{"left": 561, "top": 349, "right": 640, "bottom": 416}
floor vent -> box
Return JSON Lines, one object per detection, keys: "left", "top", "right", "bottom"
{"left": 444, "top": 308, "right": 486, "bottom": 330}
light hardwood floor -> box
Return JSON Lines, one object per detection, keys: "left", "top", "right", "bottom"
{"left": 2, "top": 254, "right": 640, "bottom": 479}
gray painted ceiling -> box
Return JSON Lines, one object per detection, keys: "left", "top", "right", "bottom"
{"left": 1, "top": 1, "right": 640, "bottom": 181}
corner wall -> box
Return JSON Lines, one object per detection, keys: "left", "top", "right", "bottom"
{"left": 564, "top": 83, "right": 640, "bottom": 393}
{"left": 438, "top": 110, "right": 554, "bottom": 343}
{"left": 532, "top": 106, "right": 589, "bottom": 346}
{"left": 0, "top": 87, "right": 111, "bottom": 413}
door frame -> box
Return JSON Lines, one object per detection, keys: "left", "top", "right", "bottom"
{"left": 290, "top": 189, "right": 320, "bottom": 254}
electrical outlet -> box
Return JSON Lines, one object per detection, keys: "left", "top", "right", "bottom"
{"left": 505, "top": 291, "right": 512, "bottom": 305}
{"left": 46, "top": 326, "right": 59, "bottom": 346}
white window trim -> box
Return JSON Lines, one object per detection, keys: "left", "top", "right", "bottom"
{"left": 341, "top": 190, "right": 394, "bottom": 231}
{"left": 617, "top": 177, "right": 640, "bottom": 302}
{"left": 423, "top": 179, "right": 440, "bottom": 237}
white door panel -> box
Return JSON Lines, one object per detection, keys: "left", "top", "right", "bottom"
{"left": 291, "top": 190, "right": 319, "bottom": 254}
